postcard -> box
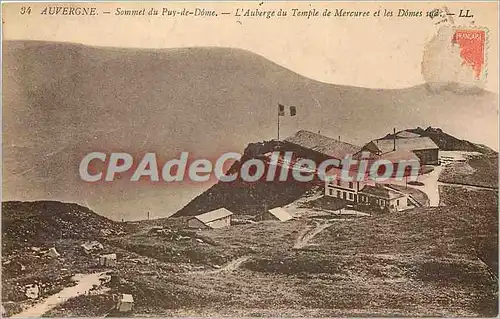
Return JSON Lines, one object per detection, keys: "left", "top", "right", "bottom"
{"left": 2, "top": 1, "right": 498, "bottom": 317}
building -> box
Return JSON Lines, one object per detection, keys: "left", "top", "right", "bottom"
{"left": 324, "top": 165, "right": 415, "bottom": 212}
{"left": 439, "top": 151, "right": 481, "bottom": 165}
{"left": 378, "top": 150, "right": 421, "bottom": 178}
{"left": 117, "top": 294, "right": 134, "bottom": 312}
{"left": 284, "top": 130, "right": 362, "bottom": 161}
{"left": 362, "top": 136, "right": 439, "bottom": 165}
{"left": 187, "top": 208, "right": 233, "bottom": 229}
{"left": 259, "top": 207, "right": 293, "bottom": 222}
{"left": 99, "top": 253, "right": 117, "bottom": 267}
{"left": 325, "top": 181, "right": 413, "bottom": 212}
{"left": 325, "top": 168, "right": 367, "bottom": 203}
{"left": 358, "top": 184, "right": 412, "bottom": 212}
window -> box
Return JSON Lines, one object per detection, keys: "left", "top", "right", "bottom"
{"left": 396, "top": 199, "right": 400, "bottom": 206}
{"left": 337, "top": 179, "right": 341, "bottom": 186}
{"left": 329, "top": 189, "right": 333, "bottom": 196}
{"left": 349, "top": 182, "right": 353, "bottom": 189}
{"left": 343, "top": 192, "right": 347, "bottom": 199}
{"left": 337, "top": 191, "right": 341, "bottom": 198}
{"left": 349, "top": 193, "right": 353, "bottom": 200}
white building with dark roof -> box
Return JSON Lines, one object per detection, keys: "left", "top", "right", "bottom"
{"left": 358, "top": 184, "right": 412, "bottom": 212}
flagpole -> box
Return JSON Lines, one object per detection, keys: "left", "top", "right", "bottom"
{"left": 277, "top": 109, "right": 280, "bottom": 140}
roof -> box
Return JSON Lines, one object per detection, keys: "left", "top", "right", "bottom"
{"left": 359, "top": 184, "right": 406, "bottom": 200}
{"left": 366, "top": 137, "right": 439, "bottom": 154}
{"left": 267, "top": 207, "right": 293, "bottom": 222}
{"left": 193, "top": 208, "right": 233, "bottom": 224}
{"left": 284, "top": 130, "right": 361, "bottom": 159}
{"left": 379, "top": 150, "right": 420, "bottom": 162}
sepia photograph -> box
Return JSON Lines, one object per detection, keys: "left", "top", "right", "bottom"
{"left": 2, "top": 1, "right": 499, "bottom": 317}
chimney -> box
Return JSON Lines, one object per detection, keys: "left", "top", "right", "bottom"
{"left": 393, "top": 128, "right": 396, "bottom": 151}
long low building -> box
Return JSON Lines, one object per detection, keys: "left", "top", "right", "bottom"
{"left": 284, "top": 130, "right": 362, "bottom": 160}
{"left": 325, "top": 179, "right": 413, "bottom": 212}
{"left": 362, "top": 136, "right": 439, "bottom": 165}
{"left": 187, "top": 208, "right": 233, "bottom": 229}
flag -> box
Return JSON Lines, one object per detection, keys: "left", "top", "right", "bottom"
{"left": 278, "top": 104, "right": 285, "bottom": 116}
{"left": 290, "top": 106, "right": 297, "bottom": 116}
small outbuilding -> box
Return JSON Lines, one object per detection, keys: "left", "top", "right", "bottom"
{"left": 259, "top": 207, "right": 293, "bottom": 222}
{"left": 187, "top": 208, "right": 233, "bottom": 229}
{"left": 99, "top": 253, "right": 117, "bottom": 267}
{"left": 117, "top": 293, "right": 134, "bottom": 312}
{"left": 81, "top": 241, "right": 104, "bottom": 255}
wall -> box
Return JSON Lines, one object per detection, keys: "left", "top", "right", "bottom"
{"left": 325, "top": 179, "right": 364, "bottom": 202}
{"left": 206, "top": 216, "right": 231, "bottom": 229}
{"left": 413, "top": 149, "right": 439, "bottom": 165}
{"left": 187, "top": 218, "right": 207, "bottom": 229}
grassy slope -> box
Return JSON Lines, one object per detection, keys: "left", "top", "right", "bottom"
{"left": 3, "top": 182, "right": 497, "bottom": 317}
{"left": 50, "top": 188, "right": 495, "bottom": 317}
{"left": 3, "top": 40, "right": 498, "bottom": 220}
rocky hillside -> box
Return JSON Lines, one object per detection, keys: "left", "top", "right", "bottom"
{"left": 2, "top": 201, "right": 126, "bottom": 253}
{"left": 408, "top": 127, "right": 497, "bottom": 153}
{"left": 380, "top": 126, "right": 497, "bottom": 154}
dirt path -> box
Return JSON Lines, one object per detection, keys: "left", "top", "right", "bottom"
{"left": 13, "top": 272, "right": 107, "bottom": 318}
{"left": 191, "top": 256, "right": 250, "bottom": 275}
{"left": 293, "top": 220, "right": 332, "bottom": 249}
{"left": 394, "top": 166, "right": 443, "bottom": 207}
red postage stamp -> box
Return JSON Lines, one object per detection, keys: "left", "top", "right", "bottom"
{"left": 452, "top": 28, "right": 488, "bottom": 81}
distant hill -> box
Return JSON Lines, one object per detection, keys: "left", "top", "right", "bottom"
{"left": 3, "top": 40, "right": 498, "bottom": 220}
{"left": 2, "top": 201, "right": 126, "bottom": 253}
{"left": 380, "top": 126, "right": 497, "bottom": 154}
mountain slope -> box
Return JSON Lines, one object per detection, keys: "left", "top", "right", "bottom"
{"left": 380, "top": 126, "right": 497, "bottom": 154}
{"left": 3, "top": 40, "right": 498, "bottom": 220}
{"left": 2, "top": 201, "right": 126, "bottom": 253}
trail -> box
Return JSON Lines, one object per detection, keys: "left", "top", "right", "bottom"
{"left": 12, "top": 272, "right": 107, "bottom": 318}
{"left": 294, "top": 220, "right": 333, "bottom": 249}
{"left": 191, "top": 256, "right": 250, "bottom": 275}
{"left": 408, "top": 166, "right": 443, "bottom": 207}
{"left": 218, "top": 256, "right": 250, "bottom": 273}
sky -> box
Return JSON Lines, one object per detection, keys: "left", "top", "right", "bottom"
{"left": 3, "top": 1, "right": 498, "bottom": 92}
